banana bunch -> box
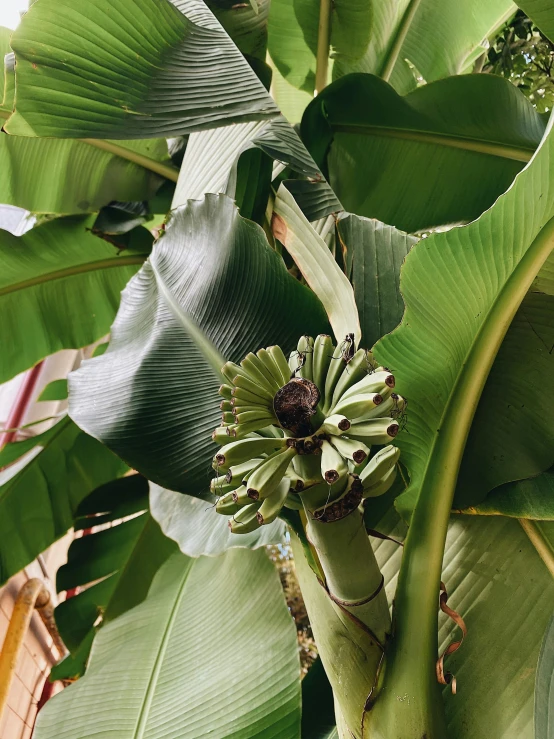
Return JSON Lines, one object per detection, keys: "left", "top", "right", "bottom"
{"left": 212, "top": 335, "right": 406, "bottom": 534}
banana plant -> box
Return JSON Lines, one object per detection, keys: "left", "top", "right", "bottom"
{"left": 0, "top": 0, "right": 553, "bottom": 738}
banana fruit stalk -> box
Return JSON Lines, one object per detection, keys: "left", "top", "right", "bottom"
{"left": 211, "top": 336, "right": 407, "bottom": 534}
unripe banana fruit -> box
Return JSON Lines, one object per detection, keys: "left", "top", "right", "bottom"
{"left": 211, "top": 336, "right": 406, "bottom": 533}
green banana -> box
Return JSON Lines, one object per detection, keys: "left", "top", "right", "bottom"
{"left": 229, "top": 502, "right": 262, "bottom": 534}
{"left": 232, "top": 484, "right": 252, "bottom": 505}
{"left": 312, "top": 334, "right": 333, "bottom": 401}
{"left": 221, "top": 361, "right": 251, "bottom": 385}
{"left": 241, "top": 353, "right": 280, "bottom": 393}
{"left": 210, "top": 475, "right": 237, "bottom": 496}
{"left": 231, "top": 386, "right": 272, "bottom": 408}
{"left": 322, "top": 343, "right": 347, "bottom": 414}
{"left": 350, "top": 392, "right": 402, "bottom": 420}
{"left": 321, "top": 414, "right": 351, "bottom": 434}
{"left": 213, "top": 436, "right": 287, "bottom": 470}
{"left": 229, "top": 420, "right": 280, "bottom": 439}
{"left": 232, "top": 374, "right": 274, "bottom": 402}
{"left": 231, "top": 404, "right": 260, "bottom": 416}
{"left": 246, "top": 446, "right": 297, "bottom": 500}
{"left": 332, "top": 392, "right": 384, "bottom": 421}
{"left": 360, "top": 445, "right": 401, "bottom": 488}
{"left": 214, "top": 336, "right": 405, "bottom": 532}
{"left": 297, "top": 335, "right": 314, "bottom": 382}
{"left": 215, "top": 491, "right": 243, "bottom": 515}
{"left": 212, "top": 426, "right": 232, "bottom": 445}
{"left": 346, "top": 418, "right": 400, "bottom": 445}
{"left": 225, "top": 458, "right": 263, "bottom": 484}
{"left": 329, "top": 435, "right": 370, "bottom": 464}
{"left": 338, "top": 370, "right": 395, "bottom": 403}
{"left": 330, "top": 349, "right": 373, "bottom": 408}
{"left": 362, "top": 463, "right": 397, "bottom": 498}
{"left": 234, "top": 410, "right": 276, "bottom": 426}
{"left": 256, "top": 478, "right": 290, "bottom": 524}
{"left": 219, "top": 384, "right": 233, "bottom": 400}
{"left": 257, "top": 348, "right": 286, "bottom": 389}
{"left": 320, "top": 440, "right": 348, "bottom": 484}
{"left": 267, "top": 345, "right": 292, "bottom": 385}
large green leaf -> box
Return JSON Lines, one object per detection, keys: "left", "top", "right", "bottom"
{"left": 301, "top": 73, "right": 544, "bottom": 232}
{"left": 363, "top": 86, "right": 554, "bottom": 735}
{"left": 338, "top": 213, "right": 417, "bottom": 347}
{"left": 35, "top": 549, "right": 301, "bottom": 739}
{"left": 333, "top": 0, "right": 515, "bottom": 94}
{"left": 267, "top": 0, "right": 371, "bottom": 99}
{"left": 0, "top": 27, "right": 175, "bottom": 215}
{"left": 0, "top": 216, "right": 144, "bottom": 382}
{"left": 0, "top": 133, "right": 174, "bottom": 215}
{"left": 370, "top": 510, "right": 554, "bottom": 738}
{"left": 150, "top": 483, "right": 285, "bottom": 556}
{"left": 535, "top": 614, "right": 554, "bottom": 739}
{"left": 6, "top": 0, "right": 278, "bottom": 140}
{"left": 0, "top": 416, "right": 128, "bottom": 584}
{"left": 439, "top": 518, "right": 554, "bottom": 738}
{"left": 69, "top": 194, "right": 328, "bottom": 494}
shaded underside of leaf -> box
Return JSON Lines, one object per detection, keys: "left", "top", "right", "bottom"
{"left": 69, "top": 194, "right": 328, "bottom": 494}
{"left": 207, "top": 0, "right": 270, "bottom": 61}
{"left": 338, "top": 212, "right": 417, "bottom": 348}
{"left": 36, "top": 549, "right": 301, "bottom": 739}
{"left": 301, "top": 73, "right": 544, "bottom": 232}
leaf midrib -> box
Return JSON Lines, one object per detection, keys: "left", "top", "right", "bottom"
{"left": 0, "top": 254, "right": 145, "bottom": 298}
{"left": 332, "top": 123, "right": 535, "bottom": 163}
{"left": 133, "top": 558, "right": 194, "bottom": 739}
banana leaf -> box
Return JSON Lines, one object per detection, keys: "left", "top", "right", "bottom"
{"left": 35, "top": 549, "right": 301, "bottom": 739}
